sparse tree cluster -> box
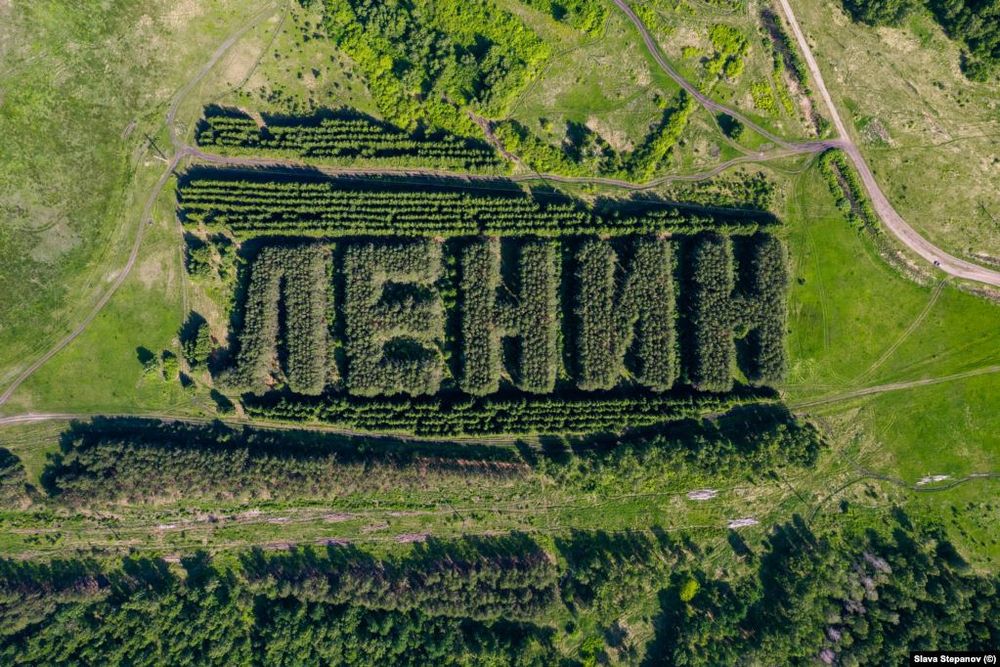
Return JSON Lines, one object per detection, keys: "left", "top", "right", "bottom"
{"left": 517, "top": 0, "right": 608, "bottom": 35}
{"left": 843, "top": 0, "right": 999, "bottom": 80}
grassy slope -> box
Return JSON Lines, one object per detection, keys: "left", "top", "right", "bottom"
{"left": 218, "top": 2, "right": 378, "bottom": 116}
{"left": 507, "top": 9, "right": 679, "bottom": 152}
{"left": 0, "top": 0, "right": 279, "bottom": 394}
{"left": 781, "top": 165, "right": 1000, "bottom": 567}
{"left": 791, "top": 0, "right": 1000, "bottom": 260}
{"left": 0, "top": 1, "right": 288, "bottom": 418}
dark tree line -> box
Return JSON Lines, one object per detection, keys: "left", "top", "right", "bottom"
{"left": 0, "top": 538, "right": 558, "bottom": 666}
{"left": 648, "top": 512, "right": 1000, "bottom": 665}
{"left": 3, "top": 509, "right": 995, "bottom": 665}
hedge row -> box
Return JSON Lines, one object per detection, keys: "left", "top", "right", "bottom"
{"left": 177, "top": 171, "right": 772, "bottom": 238}
{"left": 242, "top": 391, "right": 770, "bottom": 436}
{"left": 196, "top": 107, "right": 504, "bottom": 171}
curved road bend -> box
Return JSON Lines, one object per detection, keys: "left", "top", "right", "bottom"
{"left": 613, "top": 0, "right": 1000, "bottom": 287}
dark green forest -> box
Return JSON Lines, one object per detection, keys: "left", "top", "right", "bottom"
{"left": 1, "top": 512, "right": 996, "bottom": 665}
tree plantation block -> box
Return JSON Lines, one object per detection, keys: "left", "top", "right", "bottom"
{"left": 343, "top": 239, "right": 446, "bottom": 396}
{"left": 574, "top": 237, "right": 677, "bottom": 392}
{"left": 222, "top": 232, "right": 787, "bottom": 408}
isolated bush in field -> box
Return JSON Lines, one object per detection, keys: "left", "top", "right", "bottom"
{"left": 707, "top": 24, "right": 750, "bottom": 80}
{"left": 185, "top": 240, "right": 214, "bottom": 277}
{"left": 137, "top": 347, "right": 159, "bottom": 376}
{"left": 717, "top": 114, "right": 745, "bottom": 141}
{"left": 161, "top": 351, "right": 179, "bottom": 381}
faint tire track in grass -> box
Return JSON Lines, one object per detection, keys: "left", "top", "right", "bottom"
{"left": 790, "top": 363, "right": 1000, "bottom": 410}
{"left": 852, "top": 279, "right": 945, "bottom": 385}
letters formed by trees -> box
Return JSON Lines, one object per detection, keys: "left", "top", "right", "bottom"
{"left": 219, "top": 230, "right": 787, "bottom": 407}
{"left": 685, "top": 232, "right": 787, "bottom": 392}
{"left": 458, "top": 239, "right": 559, "bottom": 394}
{"left": 224, "top": 244, "right": 331, "bottom": 395}
{"left": 343, "top": 239, "right": 446, "bottom": 397}
{"left": 574, "top": 237, "right": 677, "bottom": 392}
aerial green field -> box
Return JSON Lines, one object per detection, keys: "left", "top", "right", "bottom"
{"left": 1, "top": 0, "right": 998, "bottom": 664}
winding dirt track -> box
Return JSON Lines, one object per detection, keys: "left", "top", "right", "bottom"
{"left": 612, "top": 0, "right": 1000, "bottom": 287}
{"left": 769, "top": 0, "right": 1000, "bottom": 286}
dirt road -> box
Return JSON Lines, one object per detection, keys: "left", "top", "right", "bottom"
{"left": 789, "top": 363, "right": 1000, "bottom": 409}
{"left": 771, "top": 0, "right": 1000, "bottom": 286}
{"left": 614, "top": 0, "right": 1000, "bottom": 287}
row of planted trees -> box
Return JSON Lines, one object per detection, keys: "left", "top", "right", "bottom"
{"left": 214, "top": 232, "right": 786, "bottom": 434}
{"left": 178, "top": 171, "right": 773, "bottom": 238}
